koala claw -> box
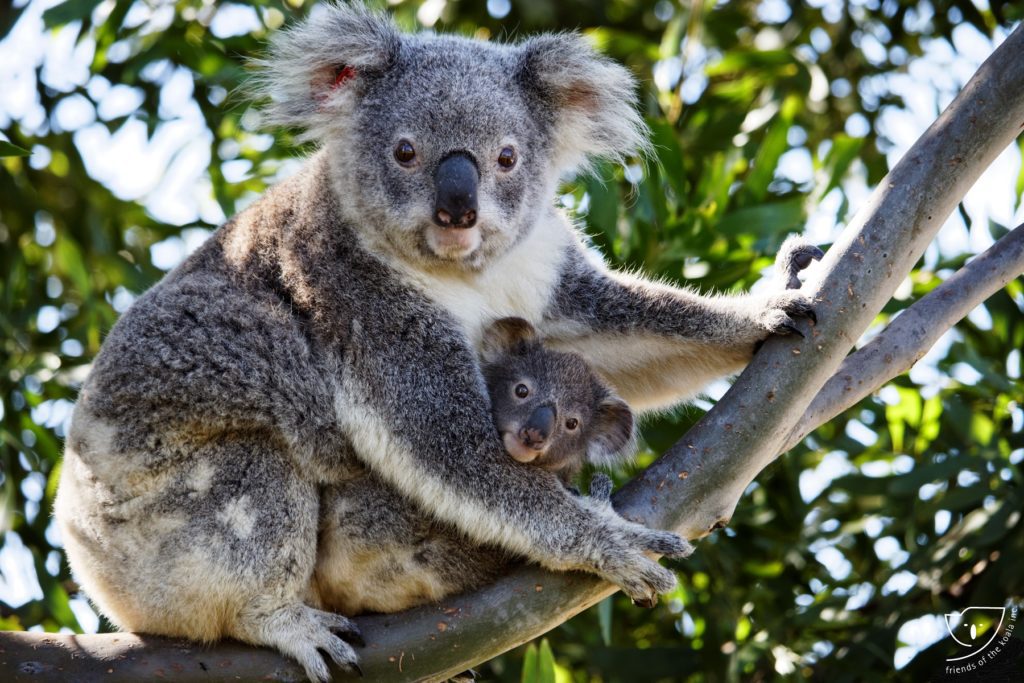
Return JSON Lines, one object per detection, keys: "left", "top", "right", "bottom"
{"left": 589, "top": 518, "right": 694, "bottom": 605}
{"left": 632, "top": 594, "right": 658, "bottom": 609}
{"left": 776, "top": 236, "right": 825, "bottom": 290}
{"left": 758, "top": 289, "right": 818, "bottom": 341}
{"left": 328, "top": 617, "right": 364, "bottom": 648}
{"left": 779, "top": 323, "right": 804, "bottom": 339}
{"left": 305, "top": 611, "right": 364, "bottom": 682}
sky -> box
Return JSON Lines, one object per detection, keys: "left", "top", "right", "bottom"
{"left": 1, "top": 0, "right": 1022, "bottom": 671}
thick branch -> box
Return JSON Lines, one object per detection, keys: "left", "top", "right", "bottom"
{"left": 782, "top": 221, "right": 1024, "bottom": 452}
{"left": 3, "top": 24, "right": 1024, "bottom": 683}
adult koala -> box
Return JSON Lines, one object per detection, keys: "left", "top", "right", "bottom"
{"left": 55, "top": 4, "right": 816, "bottom": 681}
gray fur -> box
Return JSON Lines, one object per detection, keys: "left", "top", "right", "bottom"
{"left": 55, "top": 4, "right": 816, "bottom": 681}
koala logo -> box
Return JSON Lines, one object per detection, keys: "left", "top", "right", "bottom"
{"left": 945, "top": 606, "right": 1006, "bottom": 661}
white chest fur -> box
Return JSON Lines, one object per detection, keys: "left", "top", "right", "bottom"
{"left": 398, "top": 217, "right": 574, "bottom": 348}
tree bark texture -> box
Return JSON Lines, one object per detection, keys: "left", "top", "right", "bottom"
{"left": 3, "top": 23, "right": 1023, "bottom": 683}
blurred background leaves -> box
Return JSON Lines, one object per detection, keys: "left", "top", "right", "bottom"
{"left": 1, "top": 0, "right": 1023, "bottom": 681}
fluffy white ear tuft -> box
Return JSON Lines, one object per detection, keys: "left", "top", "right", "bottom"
{"left": 248, "top": 3, "right": 401, "bottom": 140}
{"left": 517, "top": 33, "right": 652, "bottom": 176}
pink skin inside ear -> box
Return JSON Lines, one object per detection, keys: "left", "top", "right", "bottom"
{"left": 314, "top": 66, "right": 358, "bottom": 110}
{"left": 333, "top": 65, "right": 357, "bottom": 88}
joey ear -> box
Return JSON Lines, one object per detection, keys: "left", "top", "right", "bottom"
{"left": 250, "top": 3, "right": 401, "bottom": 138}
{"left": 586, "top": 395, "right": 636, "bottom": 467}
{"left": 517, "top": 33, "right": 650, "bottom": 175}
{"left": 481, "top": 317, "right": 538, "bottom": 364}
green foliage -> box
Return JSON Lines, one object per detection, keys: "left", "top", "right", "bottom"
{"left": 1, "top": 0, "right": 1022, "bottom": 680}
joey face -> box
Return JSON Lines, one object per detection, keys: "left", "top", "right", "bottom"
{"left": 481, "top": 318, "right": 635, "bottom": 482}
{"left": 485, "top": 351, "right": 599, "bottom": 475}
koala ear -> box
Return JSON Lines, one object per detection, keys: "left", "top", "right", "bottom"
{"left": 517, "top": 33, "right": 651, "bottom": 175}
{"left": 250, "top": 3, "right": 401, "bottom": 138}
{"left": 481, "top": 317, "right": 538, "bottom": 364}
{"left": 586, "top": 395, "right": 636, "bottom": 467}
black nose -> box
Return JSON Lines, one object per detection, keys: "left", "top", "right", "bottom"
{"left": 521, "top": 405, "right": 555, "bottom": 448}
{"left": 433, "top": 152, "right": 478, "bottom": 228}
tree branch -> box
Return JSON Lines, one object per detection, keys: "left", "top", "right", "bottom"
{"left": 782, "top": 221, "right": 1024, "bottom": 453}
{"left": 3, "top": 23, "right": 1024, "bottom": 683}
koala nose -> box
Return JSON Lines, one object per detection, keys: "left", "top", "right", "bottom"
{"left": 433, "top": 152, "right": 478, "bottom": 229}
{"left": 521, "top": 405, "right": 555, "bottom": 449}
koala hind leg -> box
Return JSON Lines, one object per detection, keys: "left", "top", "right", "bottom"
{"left": 231, "top": 599, "right": 363, "bottom": 683}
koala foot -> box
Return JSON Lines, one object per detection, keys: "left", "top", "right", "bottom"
{"left": 241, "top": 603, "right": 363, "bottom": 683}
{"left": 775, "top": 235, "right": 824, "bottom": 290}
{"left": 580, "top": 499, "right": 694, "bottom": 608}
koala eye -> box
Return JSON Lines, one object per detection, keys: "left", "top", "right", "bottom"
{"left": 514, "top": 383, "right": 529, "bottom": 399}
{"left": 565, "top": 417, "right": 579, "bottom": 431}
{"left": 497, "top": 146, "right": 517, "bottom": 170}
{"left": 394, "top": 140, "right": 416, "bottom": 166}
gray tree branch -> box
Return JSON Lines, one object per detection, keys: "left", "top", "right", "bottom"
{"left": 782, "top": 221, "right": 1024, "bottom": 453}
{"left": 3, "top": 23, "right": 1024, "bottom": 683}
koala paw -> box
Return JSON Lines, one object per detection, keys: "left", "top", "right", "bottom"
{"left": 775, "top": 235, "right": 824, "bottom": 290}
{"left": 582, "top": 509, "right": 694, "bottom": 608}
{"left": 758, "top": 290, "right": 818, "bottom": 339}
{"left": 271, "top": 606, "right": 363, "bottom": 683}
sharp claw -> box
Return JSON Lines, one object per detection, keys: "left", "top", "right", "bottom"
{"left": 350, "top": 662, "right": 364, "bottom": 678}
{"left": 792, "top": 253, "right": 814, "bottom": 270}
{"left": 632, "top": 594, "right": 657, "bottom": 609}
{"left": 347, "top": 631, "right": 366, "bottom": 648}
{"left": 807, "top": 308, "right": 818, "bottom": 325}
{"left": 780, "top": 323, "right": 805, "bottom": 338}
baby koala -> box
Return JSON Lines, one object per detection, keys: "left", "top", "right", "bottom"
{"left": 481, "top": 317, "right": 635, "bottom": 486}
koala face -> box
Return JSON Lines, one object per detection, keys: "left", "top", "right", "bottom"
{"left": 349, "top": 40, "right": 549, "bottom": 269}
{"left": 255, "top": 5, "right": 649, "bottom": 271}
{"left": 481, "top": 318, "right": 635, "bottom": 482}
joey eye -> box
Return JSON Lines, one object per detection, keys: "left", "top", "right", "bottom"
{"left": 497, "top": 146, "right": 517, "bottom": 169}
{"left": 565, "top": 418, "right": 579, "bottom": 431}
{"left": 394, "top": 140, "right": 416, "bottom": 165}
{"left": 514, "top": 383, "right": 529, "bottom": 398}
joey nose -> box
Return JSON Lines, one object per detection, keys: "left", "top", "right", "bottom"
{"left": 433, "top": 153, "right": 479, "bottom": 228}
{"left": 521, "top": 405, "right": 555, "bottom": 448}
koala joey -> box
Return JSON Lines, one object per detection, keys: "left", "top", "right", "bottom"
{"left": 481, "top": 317, "right": 635, "bottom": 485}
{"left": 313, "top": 318, "right": 636, "bottom": 619}
{"left": 55, "top": 4, "right": 820, "bottom": 682}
